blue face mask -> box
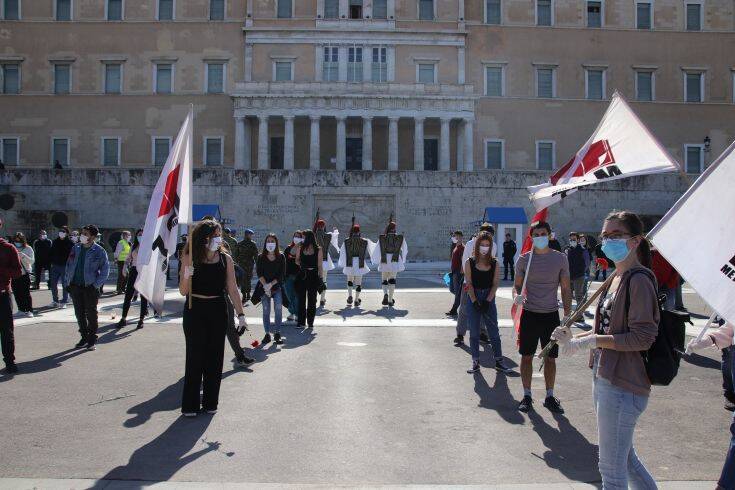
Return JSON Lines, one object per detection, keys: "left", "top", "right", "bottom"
{"left": 532, "top": 236, "right": 549, "bottom": 250}
{"left": 601, "top": 238, "right": 631, "bottom": 263}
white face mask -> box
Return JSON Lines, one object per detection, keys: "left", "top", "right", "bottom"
{"left": 293, "top": 237, "right": 304, "bottom": 244}
{"left": 59, "top": 232, "right": 67, "bottom": 239}
{"left": 71, "top": 235, "right": 78, "bottom": 243}
{"left": 451, "top": 237, "right": 458, "bottom": 244}
{"left": 569, "top": 240, "right": 578, "bottom": 248}
{"left": 266, "top": 242, "right": 277, "bottom": 252}
{"left": 479, "top": 245, "right": 490, "bottom": 256}
{"left": 208, "top": 236, "right": 222, "bottom": 251}
{"left": 580, "top": 240, "right": 586, "bottom": 246}
{"left": 40, "top": 234, "right": 47, "bottom": 240}
{"left": 14, "top": 242, "right": 22, "bottom": 248}
{"left": 79, "top": 236, "right": 89, "bottom": 244}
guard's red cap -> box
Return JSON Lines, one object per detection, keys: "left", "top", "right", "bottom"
{"left": 314, "top": 219, "right": 326, "bottom": 229}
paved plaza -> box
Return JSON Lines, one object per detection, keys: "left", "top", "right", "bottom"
{"left": 0, "top": 267, "right": 730, "bottom": 488}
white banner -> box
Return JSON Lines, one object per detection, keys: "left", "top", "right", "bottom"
{"left": 135, "top": 106, "right": 193, "bottom": 312}
{"left": 648, "top": 140, "right": 735, "bottom": 326}
{"left": 528, "top": 92, "right": 680, "bottom": 211}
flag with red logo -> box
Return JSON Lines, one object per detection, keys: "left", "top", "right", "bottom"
{"left": 135, "top": 106, "right": 194, "bottom": 312}
{"left": 648, "top": 140, "right": 735, "bottom": 326}
{"left": 528, "top": 92, "right": 680, "bottom": 211}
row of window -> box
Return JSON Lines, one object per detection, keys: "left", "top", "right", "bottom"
{"left": 0, "top": 135, "right": 706, "bottom": 174}
{"left": 483, "top": 139, "right": 706, "bottom": 173}
{"left": 0, "top": 0, "right": 225, "bottom": 21}
{"left": 0, "top": 136, "right": 225, "bottom": 167}
{"left": 0, "top": 61, "right": 227, "bottom": 95}
{"left": 484, "top": 65, "right": 711, "bottom": 102}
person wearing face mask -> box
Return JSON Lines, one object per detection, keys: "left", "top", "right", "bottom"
{"left": 313, "top": 219, "right": 339, "bottom": 308}
{"left": 256, "top": 234, "right": 286, "bottom": 345}
{"left": 178, "top": 219, "right": 247, "bottom": 416}
{"left": 502, "top": 233, "right": 517, "bottom": 281}
{"left": 371, "top": 220, "right": 408, "bottom": 307}
{"left": 551, "top": 211, "right": 659, "bottom": 489}
{"left": 446, "top": 231, "right": 464, "bottom": 318}
{"left": 117, "top": 229, "right": 148, "bottom": 330}
{"left": 565, "top": 232, "right": 588, "bottom": 322}
{"left": 295, "top": 230, "right": 324, "bottom": 329}
{"left": 463, "top": 232, "right": 510, "bottom": 374}
{"left": 234, "top": 229, "right": 259, "bottom": 305}
{"left": 114, "top": 231, "right": 132, "bottom": 295}
{"left": 283, "top": 231, "right": 303, "bottom": 323}
{"left": 462, "top": 223, "right": 497, "bottom": 264}
{"left": 11, "top": 233, "right": 34, "bottom": 317}
{"left": 49, "top": 226, "right": 73, "bottom": 308}
{"left": 459, "top": 223, "right": 497, "bottom": 345}
{"left": 70, "top": 230, "right": 80, "bottom": 244}
{"left": 32, "top": 229, "right": 52, "bottom": 290}
{"left": 64, "top": 225, "right": 110, "bottom": 351}
{"left": 338, "top": 222, "right": 375, "bottom": 307}
{"left": 548, "top": 232, "right": 562, "bottom": 252}
{"left": 514, "top": 221, "right": 572, "bottom": 414}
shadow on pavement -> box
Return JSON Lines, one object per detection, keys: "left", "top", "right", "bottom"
{"left": 124, "top": 378, "right": 184, "bottom": 428}
{"left": 1, "top": 347, "right": 87, "bottom": 381}
{"left": 527, "top": 409, "right": 601, "bottom": 485}
{"left": 473, "top": 371, "right": 525, "bottom": 425}
{"left": 93, "top": 415, "right": 224, "bottom": 488}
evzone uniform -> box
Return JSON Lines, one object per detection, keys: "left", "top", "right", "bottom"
{"left": 314, "top": 219, "right": 339, "bottom": 307}
{"left": 370, "top": 222, "right": 408, "bottom": 307}
{"left": 338, "top": 223, "right": 375, "bottom": 307}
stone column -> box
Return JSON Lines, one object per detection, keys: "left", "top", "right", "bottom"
{"left": 310, "top": 115, "right": 320, "bottom": 169}
{"left": 284, "top": 115, "right": 295, "bottom": 170}
{"left": 336, "top": 116, "right": 347, "bottom": 170}
{"left": 439, "top": 117, "right": 451, "bottom": 171}
{"left": 464, "top": 118, "right": 475, "bottom": 170}
{"left": 362, "top": 116, "right": 373, "bottom": 170}
{"left": 413, "top": 117, "right": 425, "bottom": 171}
{"left": 388, "top": 116, "right": 399, "bottom": 171}
{"left": 234, "top": 116, "right": 246, "bottom": 169}
{"left": 257, "top": 115, "right": 269, "bottom": 170}
{"left": 457, "top": 120, "right": 465, "bottom": 171}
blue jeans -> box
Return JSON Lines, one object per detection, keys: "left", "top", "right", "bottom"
{"left": 49, "top": 264, "right": 68, "bottom": 303}
{"left": 593, "top": 376, "right": 657, "bottom": 490}
{"left": 463, "top": 288, "right": 502, "bottom": 361}
{"left": 283, "top": 275, "right": 299, "bottom": 316}
{"left": 262, "top": 288, "right": 282, "bottom": 334}
{"left": 720, "top": 347, "right": 735, "bottom": 489}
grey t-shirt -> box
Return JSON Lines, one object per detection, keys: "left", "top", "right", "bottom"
{"left": 515, "top": 250, "right": 570, "bottom": 313}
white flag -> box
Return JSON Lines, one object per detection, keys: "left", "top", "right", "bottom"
{"left": 648, "top": 141, "right": 735, "bottom": 326}
{"left": 528, "top": 92, "right": 680, "bottom": 211}
{"left": 135, "top": 106, "right": 194, "bottom": 312}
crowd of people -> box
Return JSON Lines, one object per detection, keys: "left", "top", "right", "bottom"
{"left": 0, "top": 209, "right": 733, "bottom": 489}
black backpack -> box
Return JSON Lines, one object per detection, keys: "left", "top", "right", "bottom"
{"left": 624, "top": 270, "right": 691, "bottom": 386}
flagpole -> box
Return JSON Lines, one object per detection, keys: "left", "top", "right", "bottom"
{"left": 188, "top": 223, "right": 193, "bottom": 309}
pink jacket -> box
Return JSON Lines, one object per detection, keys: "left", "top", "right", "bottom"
{"left": 710, "top": 322, "right": 734, "bottom": 349}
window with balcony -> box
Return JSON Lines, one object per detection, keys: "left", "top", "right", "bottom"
{"left": 210, "top": 0, "right": 224, "bottom": 20}
{"left": 158, "top": 0, "right": 174, "bottom": 20}
{"left": 348, "top": 47, "right": 363, "bottom": 82}
{"left": 587, "top": 1, "right": 601, "bottom": 27}
{"left": 372, "top": 47, "right": 387, "bottom": 82}
{"left": 486, "top": 0, "right": 501, "bottom": 24}
{"left": 536, "top": 141, "right": 555, "bottom": 170}
{"left": 52, "top": 138, "right": 70, "bottom": 167}
{"left": 685, "top": 71, "right": 703, "bottom": 102}
{"left": 536, "top": 67, "right": 554, "bottom": 98}
{"left": 323, "top": 46, "right": 339, "bottom": 81}
{"left": 54, "top": 64, "right": 71, "bottom": 94}
{"left": 104, "top": 63, "right": 122, "bottom": 94}
{"left": 107, "top": 0, "right": 123, "bottom": 20}
{"left": 1, "top": 138, "right": 19, "bottom": 165}
{"left": 485, "top": 140, "right": 504, "bottom": 169}
{"left": 153, "top": 137, "right": 171, "bottom": 166}
{"left": 206, "top": 63, "right": 225, "bottom": 93}
{"left": 537, "top": 0, "right": 552, "bottom": 25}
{"left": 277, "top": 0, "right": 292, "bottom": 18}
{"left": 373, "top": 0, "right": 388, "bottom": 18}
{"left": 419, "top": 0, "right": 434, "bottom": 20}
{"left": 636, "top": 2, "right": 651, "bottom": 29}
{"left": 155, "top": 63, "right": 173, "bottom": 93}
{"left": 2, "top": 0, "right": 19, "bottom": 20}
{"left": 349, "top": 0, "right": 363, "bottom": 19}
{"left": 686, "top": 3, "right": 701, "bottom": 30}
{"left": 324, "top": 0, "right": 339, "bottom": 18}
{"left": 585, "top": 68, "right": 605, "bottom": 99}
{"left": 485, "top": 66, "right": 503, "bottom": 96}
{"left": 636, "top": 71, "right": 654, "bottom": 101}
{"left": 685, "top": 144, "right": 704, "bottom": 173}
{"left": 56, "top": 0, "right": 72, "bottom": 20}
{"left": 102, "top": 138, "right": 120, "bottom": 166}
{"left": 274, "top": 61, "right": 292, "bottom": 81}
{"left": 205, "top": 137, "right": 223, "bottom": 166}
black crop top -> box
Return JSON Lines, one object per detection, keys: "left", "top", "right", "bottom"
{"left": 191, "top": 254, "right": 227, "bottom": 296}
{"left": 469, "top": 257, "right": 496, "bottom": 290}
{"left": 300, "top": 249, "right": 318, "bottom": 270}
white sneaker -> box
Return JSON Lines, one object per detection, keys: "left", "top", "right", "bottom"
{"left": 24, "top": 311, "right": 34, "bottom": 318}
{"left": 60, "top": 303, "right": 67, "bottom": 309}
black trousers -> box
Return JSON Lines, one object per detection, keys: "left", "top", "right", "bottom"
{"left": 0, "top": 292, "right": 14, "bottom": 365}
{"left": 68, "top": 284, "right": 100, "bottom": 343}
{"left": 11, "top": 273, "right": 33, "bottom": 312}
{"left": 33, "top": 261, "right": 50, "bottom": 288}
{"left": 116, "top": 262, "right": 126, "bottom": 293}
{"left": 182, "top": 296, "right": 227, "bottom": 413}
{"left": 121, "top": 267, "right": 148, "bottom": 322}
{"left": 296, "top": 271, "right": 319, "bottom": 327}
{"left": 503, "top": 257, "right": 515, "bottom": 280}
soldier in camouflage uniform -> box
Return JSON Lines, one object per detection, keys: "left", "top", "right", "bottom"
{"left": 371, "top": 221, "right": 408, "bottom": 307}
{"left": 338, "top": 223, "right": 375, "bottom": 307}
{"left": 313, "top": 219, "right": 339, "bottom": 307}
{"left": 234, "top": 228, "right": 259, "bottom": 304}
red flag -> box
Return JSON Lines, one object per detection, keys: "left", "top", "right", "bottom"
{"left": 521, "top": 208, "right": 548, "bottom": 254}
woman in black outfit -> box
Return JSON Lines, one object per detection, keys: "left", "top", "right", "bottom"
{"left": 179, "top": 220, "right": 247, "bottom": 417}
{"left": 295, "top": 230, "right": 324, "bottom": 329}
{"left": 117, "top": 229, "right": 147, "bottom": 330}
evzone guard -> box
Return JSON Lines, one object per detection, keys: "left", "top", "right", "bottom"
{"left": 313, "top": 212, "right": 339, "bottom": 308}
{"left": 338, "top": 217, "right": 375, "bottom": 307}
{"left": 371, "top": 216, "right": 408, "bottom": 307}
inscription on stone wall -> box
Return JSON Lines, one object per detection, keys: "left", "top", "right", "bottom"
{"left": 313, "top": 194, "right": 395, "bottom": 238}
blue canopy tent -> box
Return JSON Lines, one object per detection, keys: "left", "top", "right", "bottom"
{"left": 192, "top": 204, "right": 222, "bottom": 222}
{"left": 469, "top": 207, "right": 528, "bottom": 228}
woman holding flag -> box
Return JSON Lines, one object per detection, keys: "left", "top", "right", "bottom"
{"left": 179, "top": 219, "right": 247, "bottom": 417}
{"left": 551, "top": 211, "right": 659, "bottom": 489}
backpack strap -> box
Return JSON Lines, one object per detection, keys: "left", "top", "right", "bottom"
{"left": 623, "top": 268, "right": 658, "bottom": 354}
